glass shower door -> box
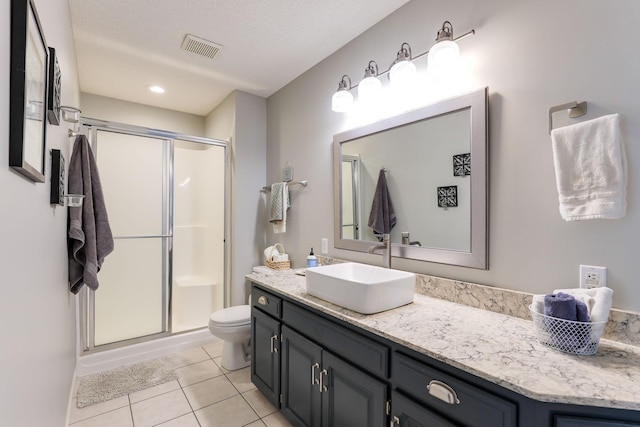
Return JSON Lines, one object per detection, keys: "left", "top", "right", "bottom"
{"left": 92, "top": 130, "right": 170, "bottom": 346}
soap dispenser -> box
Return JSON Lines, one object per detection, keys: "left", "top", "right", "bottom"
{"left": 306, "top": 248, "right": 317, "bottom": 268}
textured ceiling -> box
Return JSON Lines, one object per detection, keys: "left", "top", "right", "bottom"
{"left": 69, "top": 0, "right": 410, "bottom": 116}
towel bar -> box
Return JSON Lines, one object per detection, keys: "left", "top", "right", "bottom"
{"left": 548, "top": 101, "right": 587, "bottom": 134}
{"left": 261, "top": 180, "right": 308, "bottom": 192}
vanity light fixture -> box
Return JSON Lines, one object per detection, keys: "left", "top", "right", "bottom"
{"left": 331, "top": 75, "right": 354, "bottom": 112}
{"left": 389, "top": 42, "right": 416, "bottom": 89}
{"left": 427, "top": 21, "right": 460, "bottom": 76}
{"left": 330, "top": 21, "right": 475, "bottom": 113}
{"left": 357, "top": 61, "right": 382, "bottom": 105}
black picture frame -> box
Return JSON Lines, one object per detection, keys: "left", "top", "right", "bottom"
{"left": 9, "top": 0, "right": 49, "bottom": 183}
{"left": 50, "top": 149, "right": 65, "bottom": 205}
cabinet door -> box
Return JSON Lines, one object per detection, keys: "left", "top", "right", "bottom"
{"left": 391, "top": 391, "right": 460, "bottom": 427}
{"left": 321, "top": 351, "right": 388, "bottom": 427}
{"left": 281, "top": 326, "right": 323, "bottom": 427}
{"left": 251, "top": 308, "right": 281, "bottom": 407}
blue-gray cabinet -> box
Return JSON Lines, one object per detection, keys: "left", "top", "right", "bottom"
{"left": 281, "top": 325, "right": 387, "bottom": 427}
{"left": 250, "top": 283, "right": 640, "bottom": 427}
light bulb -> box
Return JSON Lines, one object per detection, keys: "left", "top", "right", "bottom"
{"left": 332, "top": 89, "right": 354, "bottom": 112}
{"left": 390, "top": 60, "right": 417, "bottom": 90}
{"left": 427, "top": 40, "right": 460, "bottom": 76}
{"left": 358, "top": 76, "right": 382, "bottom": 105}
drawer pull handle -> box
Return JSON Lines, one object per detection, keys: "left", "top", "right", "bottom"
{"left": 427, "top": 380, "right": 461, "bottom": 405}
{"left": 270, "top": 335, "right": 278, "bottom": 353}
{"left": 258, "top": 296, "right": 268, "bottom": 305}
{"left": 390, "top": 416, "right": 400, "bottom": 427}
{"left": 311, "top": 363, "right": 320, "bottom": 385}
{"left": 319, "top": 369, "right": 328, "bottom": 392}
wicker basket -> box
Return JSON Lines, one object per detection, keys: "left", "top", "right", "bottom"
{"left": 265, "top": 243, "right": 290, "bottom": 271}
{"left": 529, "top": 305, "right": 606, "bottom": 355}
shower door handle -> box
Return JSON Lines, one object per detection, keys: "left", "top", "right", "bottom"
{"left": 270, "top": 335, "right": 278, "bottom": 353}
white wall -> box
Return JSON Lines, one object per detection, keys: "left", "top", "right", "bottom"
{"left": 0, "top": 0, "right": 80, "bottom": 425}
{"left": 206, "top": 91, "right": 267, "bottom": 306}
{"left": 267, "top": 0, "right": 640, "bottom": 312}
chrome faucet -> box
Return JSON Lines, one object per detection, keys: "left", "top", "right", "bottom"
{"left": 368, "top": 233, "right": 392, "bottom": 268}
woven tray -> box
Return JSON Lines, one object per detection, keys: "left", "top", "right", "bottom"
{"left": 265, "top": 243, "right": 290, "bottom": 271}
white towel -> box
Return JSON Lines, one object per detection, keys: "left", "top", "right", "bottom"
{"left": 532, "top": 294, "right": 546, "bottom": 315}
{"left": 270, "top": 182, "right": 289, "bottom": 234}
{"left": 551, "top": 113, "right": 626, "bottom": 221}
{"left": 553, "top": 287, "right": 613, "bottom": 323}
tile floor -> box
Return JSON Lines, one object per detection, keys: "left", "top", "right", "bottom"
{"left": 68, "top": 341, "right": 293, "bottom": 427}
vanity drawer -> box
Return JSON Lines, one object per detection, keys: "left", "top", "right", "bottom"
{"left": 556, "top": 416, "right": 640, "bottom": 427}
{"left": 251, "top": 285, "right": 282, "bottom": 319}
{"left": 393, "top": 352, "right": 517, "bottom": 427}
{"left": 283, "top": 301, "right": 389, "bottom": 378}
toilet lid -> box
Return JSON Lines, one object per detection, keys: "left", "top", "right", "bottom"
{"left": 209, "top": 305, "right": 251, "bottom": 326}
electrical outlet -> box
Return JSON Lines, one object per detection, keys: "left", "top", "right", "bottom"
{"left": 321, "top": 238, "right": 328, "bottom": 255}
{"left": 579, "top": 265, "right": 607, "bottom": 289}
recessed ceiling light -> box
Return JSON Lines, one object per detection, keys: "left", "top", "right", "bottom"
{"left": 147, "top": 85, "right": 165, "bottom": 94}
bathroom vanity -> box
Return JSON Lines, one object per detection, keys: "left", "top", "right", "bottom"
{"left": 248, "top": 272, "right": 640, "bottom": 427}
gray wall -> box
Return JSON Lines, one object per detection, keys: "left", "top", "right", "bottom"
{"left": 0, "top": 0, "right": 80, "bottom": 424}
{"left": 206, "top": 91, "right": 267, "bottom": 306}
{"left": 267, "top": 0, "right": 640, "bottom": 312}
{"left": 80, "top": 93, "right": 206, "bottom": 136}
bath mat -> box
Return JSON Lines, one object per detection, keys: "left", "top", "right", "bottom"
{"left": 77, "top": 357, "right": 177, "bottom": 408}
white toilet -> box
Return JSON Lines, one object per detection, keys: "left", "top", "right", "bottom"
{"left": 208, "top": 305, "right": 251, "bottom": 370}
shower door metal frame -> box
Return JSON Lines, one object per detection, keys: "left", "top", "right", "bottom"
{"left": 77, "top": 118, "right": 230, "bottom": 353}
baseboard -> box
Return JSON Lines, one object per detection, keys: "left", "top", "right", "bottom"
{"left": 76, "top": 329, "right": 217, "bottom": 377}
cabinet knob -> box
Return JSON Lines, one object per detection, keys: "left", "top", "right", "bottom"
{"left": 427, "top": 380, "right": 461, "bottom": 405}
{"left": 258, "top": 296, "right": 268, "bottom": 305}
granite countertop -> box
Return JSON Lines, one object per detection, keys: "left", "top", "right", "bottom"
{"left": 247, "top": 271, "right": 640, "bottom": 411}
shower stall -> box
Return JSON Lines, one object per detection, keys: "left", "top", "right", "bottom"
{"left": 77, "top": 118, "right": 228, "bottom": 354}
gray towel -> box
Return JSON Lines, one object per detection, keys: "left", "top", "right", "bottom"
{"left": 368, "top": 169, "right": 396, "bottom": 236}
{"left": 269, "top": 182, "right": 287, "bottom": 222}
{"left": 68, "top": 135, "right": 114, "bottom": 294}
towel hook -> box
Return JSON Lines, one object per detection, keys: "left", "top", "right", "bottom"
{"left": 548, "top": 101, "right": 587, "bottom": 134}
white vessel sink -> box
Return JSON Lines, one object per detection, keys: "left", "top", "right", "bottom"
{"left": 305, "top": 262, "right": 415, "bottom": 314}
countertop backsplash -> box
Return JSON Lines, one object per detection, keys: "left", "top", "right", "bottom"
{"left": 316, "top": 256, "right": 640, "bottom": 347}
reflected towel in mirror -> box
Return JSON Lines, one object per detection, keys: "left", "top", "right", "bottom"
{"left": 368, "top": 169, "right": 396, "bottom": 239}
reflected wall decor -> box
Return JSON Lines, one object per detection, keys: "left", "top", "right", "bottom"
{"left": 47, "top": 47, "right": 61, "bottom": 126}
{"left": 9, "top": 0, "right": 49, "bottom": 183}
{"left": 438, "top": 185, "right": 458, "bottom": 208}
{"left": 453, "top": 153, "right": 471, "bottom": 176}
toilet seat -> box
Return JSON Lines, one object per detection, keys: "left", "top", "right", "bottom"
{"left": 209, "top": 305, "right": 250, "bottom": 327}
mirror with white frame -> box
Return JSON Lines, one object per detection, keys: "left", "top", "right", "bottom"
{"left": 333, "top": 87, "right": 488, "bottom": 269}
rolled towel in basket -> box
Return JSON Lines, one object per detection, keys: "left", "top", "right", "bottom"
{"left": 553, "top": 287, "right": 613, "bottom": 323}
{"left": 544, "top": 292, "right": 578, "bottom": 320}
{"left": 532, "top": 294, "right": 546, "bottom": 315}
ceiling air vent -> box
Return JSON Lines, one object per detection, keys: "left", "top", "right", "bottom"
{"left": 181, "top": 34, "right": 223, "bottom": 60}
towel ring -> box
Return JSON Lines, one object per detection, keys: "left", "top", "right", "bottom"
{"left": 548, "top": 101, "right": 587, "bottom": 134}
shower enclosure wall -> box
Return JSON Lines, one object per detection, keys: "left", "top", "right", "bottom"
{"left": 78, "top": 118, "right": 228, "bottom": 352}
